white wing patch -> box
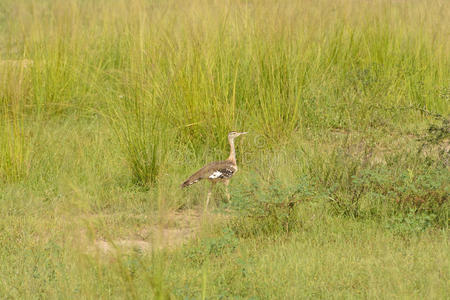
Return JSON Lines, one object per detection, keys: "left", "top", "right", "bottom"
{"left": 209, "top": 171, "right": 223, "bottom": 179}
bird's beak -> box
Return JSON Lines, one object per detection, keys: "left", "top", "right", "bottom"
{"left": 239, "top": 132, "right": 248, "bottom": 135}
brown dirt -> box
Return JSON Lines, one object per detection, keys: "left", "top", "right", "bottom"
{"left": 87, "top": 209, "right": 204, "bottom": 255}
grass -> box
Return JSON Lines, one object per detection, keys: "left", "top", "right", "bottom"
{"left": 0, "top": 0, "right": 449, "bottom": 298}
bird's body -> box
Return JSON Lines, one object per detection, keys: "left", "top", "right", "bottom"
{"left": 181, "top": 131, "right": 247, "bottom": 208}
{"left": 181, "top": 160, "right": 237, "bottom": 187}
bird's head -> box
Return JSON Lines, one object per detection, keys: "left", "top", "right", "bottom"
{"left": 228, "top": 131, "right": 248, "bottom": 140}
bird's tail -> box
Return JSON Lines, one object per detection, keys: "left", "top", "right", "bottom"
{"left": 180, "top": 180, "right": 190, "bottom": 188}
{"left": 181, "top": 170, "right": 203, "bottom": 188}
{"left": 180, "top": 178, "right": 199, "bottom": 188}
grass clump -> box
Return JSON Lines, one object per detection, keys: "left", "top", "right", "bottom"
{"left": 109, "top": 91, "right": 168, "bottom": 187}
{"left": 0, "top": 61, "right": 33, "bottom": 183}
{"left": 0, "top": 115, "right": 31, "bottom": 183}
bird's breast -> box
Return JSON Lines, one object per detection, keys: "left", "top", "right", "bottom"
{"left": 208, "top": 166, "right": 237, "bottom": 180}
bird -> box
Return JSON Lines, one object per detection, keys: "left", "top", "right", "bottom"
{"left": 181, "top": 131, "right": 248, "bottom": 209}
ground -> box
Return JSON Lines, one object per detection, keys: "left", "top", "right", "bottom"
{"left": 0, "top": 0, "right": 449, "bottom": 298}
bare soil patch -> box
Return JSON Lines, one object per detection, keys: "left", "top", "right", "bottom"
{"left": 86, "top": 209, "right": 204, "bottom": 255}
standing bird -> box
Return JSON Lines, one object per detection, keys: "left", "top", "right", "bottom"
{"left": 181, "top": 131, "right": 248, "bottom": 209}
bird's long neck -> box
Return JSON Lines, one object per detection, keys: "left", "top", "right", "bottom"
{"left": 227, "top": 137, "right": 236, "bottom": 165}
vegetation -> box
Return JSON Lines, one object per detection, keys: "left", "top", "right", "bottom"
{"left": 0, "top": 0, "right": 448, "bottom": 298}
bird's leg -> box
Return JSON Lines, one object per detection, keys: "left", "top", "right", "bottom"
{"left": 206, "top": 182, "right": 215, "bottom": 210}
{"left": 224, "top": 180, "right": 231, "bottom": 203}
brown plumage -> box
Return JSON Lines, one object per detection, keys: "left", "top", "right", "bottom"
{"left": 181, "top": 131, "right": 247, "bottom": 208}
{"left": 181, "top": 161, "right": 237, "bottom": 188}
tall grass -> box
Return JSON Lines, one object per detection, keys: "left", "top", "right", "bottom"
{"left": 0, "top": 60, "right": 32, "bottom": 182}
{"left": 8, "top": 0, "right": 447, "bottom": 134}
{"left": 108, "top": 85, "right": 168, "bottom": 187}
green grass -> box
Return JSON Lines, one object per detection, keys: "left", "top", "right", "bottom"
{"left": 0, "top": 0, "right": 449, "bottom": 298}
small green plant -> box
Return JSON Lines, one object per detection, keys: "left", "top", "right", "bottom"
{"left": 203, "top": 228, "right": 239, "bottom": 257}
{"left": 231, "top": 178, "right": 315, "bottom": 237}
{"left": 418, "top": 117, "right": 449, "bottom": 166}
{"left": 386, "top": 209, "right": 436, "bottom": 235}
{"left": 185, "top": 228, "right": 239, "bottom": 266}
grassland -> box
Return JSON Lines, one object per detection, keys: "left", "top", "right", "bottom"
{"left": 0, "top": 0, "right": 449, "bottom": 298}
